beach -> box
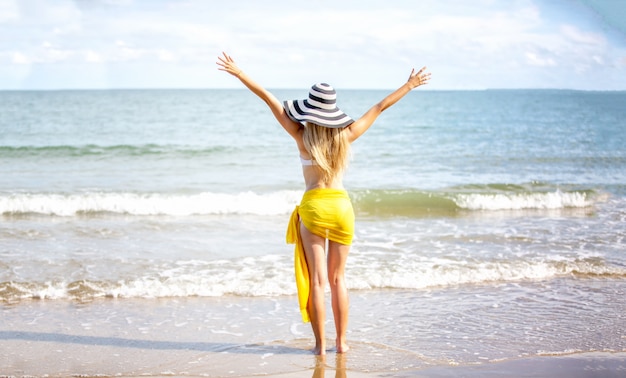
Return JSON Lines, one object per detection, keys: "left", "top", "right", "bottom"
{"left": 2, "top": 287, "right": 625, "bottom": 377}
{"left": 1, "top": 88, "right": 625, "bottom": 376}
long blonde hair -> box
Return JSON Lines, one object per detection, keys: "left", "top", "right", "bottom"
{"left": 303, "top": 122, "right": 351, "bottom": 184}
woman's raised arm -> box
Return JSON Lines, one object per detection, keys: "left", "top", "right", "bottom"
{"left": 216, "top": 52, "right": 302, "bottom": 138}
{"left": 346, "top": 67, "right": 431, "bottom": 143}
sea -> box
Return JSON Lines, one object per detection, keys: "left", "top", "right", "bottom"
{"left": 1, "top": 88, "right": 625, "bottom": 373}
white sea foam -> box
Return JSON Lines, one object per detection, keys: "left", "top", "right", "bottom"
{"left": 0, "top": 191, "right": 302, "bottom": 216}
{"left": 453, "top": 190, "right": 592, "bottom": 210}
{"left": 0, "top": 189, "right": 596, "bottom": 217}
{"left": 2, "top": 255, "right": 623, "bottom": 302}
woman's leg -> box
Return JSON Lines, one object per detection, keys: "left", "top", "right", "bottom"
{"left": 300, "top": 222, "right": 328, "bottom": 355}
{"left": 327, "top": 241, "right": 350, "bottom": 353}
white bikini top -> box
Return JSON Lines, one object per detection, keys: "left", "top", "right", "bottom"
{"left": 300, "top": 156, "right": 318, "bottom": 166}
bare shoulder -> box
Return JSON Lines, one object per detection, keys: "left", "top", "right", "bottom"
{"left": 345, "top": 118, "right": 369, "bottom": 143}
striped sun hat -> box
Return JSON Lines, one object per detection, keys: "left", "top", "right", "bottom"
{"left": 283, "top": 83, "right": 354, "bottom": 128}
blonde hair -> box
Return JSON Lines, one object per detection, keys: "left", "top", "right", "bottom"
{"left": 303, "top": 122, "right": 351, "bottom": 184}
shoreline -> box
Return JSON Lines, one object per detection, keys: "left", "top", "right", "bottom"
{"left": 2, "top": 285, "right": 625, "bottom": 377}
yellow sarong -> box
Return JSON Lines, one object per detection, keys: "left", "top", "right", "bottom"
{"left": 286, "top": 188, "right": 354, "bottom": 323}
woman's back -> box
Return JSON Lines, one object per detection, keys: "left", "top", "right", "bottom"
{"left": 300, "top": 162, "right": 344, "bottom": 191}
{"left": 298, "top": 122, "right": 350, "bottom": 191}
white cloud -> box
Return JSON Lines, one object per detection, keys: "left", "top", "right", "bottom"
{"left": 561, "top": 25, "right": 606, "bottom": 46}
{"left": 525, "top": 52, "right": 557, "bottom": 67}
{"left": 24, "top": 41, "right": 73, "bottom": 63}
{"left": 0, "top": 0, "right": 19, "bottom": 23}
{"left": 157, "top": 49, "right": 177, "bottom": 62}
{"left": 84, "top": 50, "right": 102, "bottom": 63}
{"left": 12, "top": 52, "right": 30, "bottom": 64}
{"left": 0, "top": 0, "right": 624, "bottom": 90}
{"left": 113, "top": 45, "right": 145, "bottom": 62}
{"left": 16, "top": 0, "right": 82, "bottom": 28}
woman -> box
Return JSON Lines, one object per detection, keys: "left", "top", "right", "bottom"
{"left": 217, "top": 52, "right": 430, "bottom": 355}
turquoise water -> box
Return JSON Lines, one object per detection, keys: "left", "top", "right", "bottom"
{"left": 1, "top": 89, "right": 625, "bottom": 364}
{"left": 1, "top": 88, "right": 625, "bottom": 290}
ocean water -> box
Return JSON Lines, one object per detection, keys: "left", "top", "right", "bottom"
{"left": 1, "top": 88, "right": 626, "bottom": 367}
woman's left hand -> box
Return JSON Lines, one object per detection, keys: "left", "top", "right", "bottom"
{"left": 407, "top": 67, "right": 431, "bottom": 89}
{"left": 216, "top": 52, "right": 243, "bottom": 77}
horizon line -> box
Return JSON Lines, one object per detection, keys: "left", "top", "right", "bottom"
{"left": 1, "top": 87, "right": 625, "bottom": 92}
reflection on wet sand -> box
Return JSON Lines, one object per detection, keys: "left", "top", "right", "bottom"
{"left": 313, "top": 353, "right": 347, "bottom": 378}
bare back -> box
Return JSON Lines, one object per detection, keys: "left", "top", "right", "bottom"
{"left": 301, "top": 164, "right": 344, "bottom": 191}
{"left": 295, "top": 131, "right": 345, "bottom": 192}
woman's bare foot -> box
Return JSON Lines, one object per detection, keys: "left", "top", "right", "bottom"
{"left": 312, "top": 342, "right": 327, "bottom": 355}
{"left": 336, "top": 340, "right": 350, "bottom": 353}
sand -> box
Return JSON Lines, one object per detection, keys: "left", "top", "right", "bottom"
{"left": 1, "top": 293, "right": 625, "bottom": 377}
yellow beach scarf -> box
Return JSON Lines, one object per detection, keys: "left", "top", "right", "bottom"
{"left": 286, "top": 188, "right": 354, "bottom": 323}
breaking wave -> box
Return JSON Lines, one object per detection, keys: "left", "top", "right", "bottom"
{"left": 0, "top": 184, "right": 599, "bottom": 217}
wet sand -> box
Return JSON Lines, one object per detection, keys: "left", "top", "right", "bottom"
{"left": 1, "top": 289, "right": 625, "bottom": 377}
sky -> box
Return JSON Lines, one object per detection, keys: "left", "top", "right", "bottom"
{"left": 1, "top": 0, "right": 625, "bottom": 90}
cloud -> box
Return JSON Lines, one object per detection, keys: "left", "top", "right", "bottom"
{"left": 11, "top": 52, "right": 30, "bottom": 64}
{"left": 561, "top": 24, "right": 606, "bottom": 45}
{"left": 525, "top": 52, "right": 557, "bottom": 67}
{"left": 0, "top": 0, "right": 19, "bottom": 23}
{"left": 0, "top": 0, "right": 624, "bottom": 90}
{"left": 84, "top": 50, "right": 102, "bottom": 63}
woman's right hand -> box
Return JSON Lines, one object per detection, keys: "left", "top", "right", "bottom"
{"left": 214, "top": 51, "right": 302, "bottom": 137}
{"left": 216, "top": 52, "right": 243, "bottom": 78}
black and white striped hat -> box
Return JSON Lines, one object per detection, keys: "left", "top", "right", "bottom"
{"left": 283, "top": 83, "right": 354, "bottom": 128}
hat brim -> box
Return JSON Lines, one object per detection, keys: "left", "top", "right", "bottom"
{"left": 283, "top": 99, "right": 354, "bottom": 129}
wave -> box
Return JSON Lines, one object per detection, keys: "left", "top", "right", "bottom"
{"left": 0, "top": 185, "right": 599, "bottom": 217}
{"left": 1, "top": 256, "right": 623, "bottom": 302}
{"left": 353, "top": 184, "right": 598, "bottom": 216}
{"left": 0, "top": 144, "right": 234, "bottom": 159}
{"left": 0, "top": 191, "right": 302, "bottom": 216}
